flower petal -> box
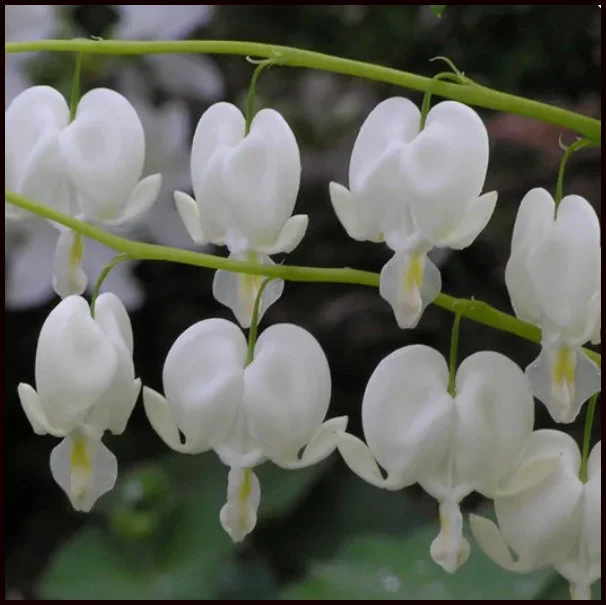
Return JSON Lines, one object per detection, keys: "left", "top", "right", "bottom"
{"left": 219, "top": 467, "right": 261, "bottom": 543}
{"left": 337, "top": 432, "right": 407, "bottom": 490}
{"left": 527, "top": 194, "right": 600, "bottom": 344}
{"left": 86, "top": 293, "right": 140, "bottom": 435}
{"left": 52, "top": 230, "right": 87, "bottom": 299}
{"left": 5, "top": 86, "right": 71, "bottom": 214}
{"left": 35, "top": 295, "right": 118, "bottom": 431}
{"left": 525, "top": 346, "right": 601, "bottom": 424}
{"left": 61, "top": 88, "right": 145, "bottom": 222}
{"left": 212, "top": 252, "right": 284, "bottom": 329}
{"left": 435, "top": 191, "right": 498, "bottom": 250}
{"left": 469, "top": 514, "right": 535, "bottom": 573}
{"left": 494, "top": 429, "right": 584, "bottom": 568}
{"left": 245, "top": 324, "right": 332, "bottom": 464}
{"left": 379, "top": 251, "right": 441, "bottom": 329}
{"left": 430, "top": 500, "right": 470, "bottom": 573}
{"left": 101, "top": 174, "right": 161, "bottom": 227}
{"left": 50, "top": 432, "right": 118, "bottom": 513}
{"left": 222, "top": 109, "right": 301, "bottom": 248}
{"left": 256, "top": 214, "right": 309, "bottom": 255}
{"left": 174, "top": 191, "right": 208, "bottom": 245}
{"left": 275, "top": 416, "right": 348, "bottom": 470}
{"left": 453, "top": 351, "right": 535, "bottom": 497}
{"left": 162, "top": 318, "right": 246, "bottom": 450}
{"left": 504, "top": 188, "right": 555, "bottom": 325}
{"left": 402, "top": 101, "right": 489, "bottom": 244}
{"left": 17, "top": 383, "right": 63, "bottom": 437}
{"left": 349, "top": 96, "right": 420, "bottom": 193}
{"left": 142, "top": 387, "right": 199, "bottom": 453}
{"left": 189, "top": 103, "right": 244, "bottom": 242}
{"left": 361, "top": 344, "right": 453, "bottom": 484}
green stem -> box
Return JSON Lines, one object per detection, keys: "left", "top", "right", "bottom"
{"left": 4, "top": 189, "right": 601, "bottom": 367}
{"left": 579, "top": 392, "right": 599, "bottom": 483}
{"left": 4, "top": 39, "right": 601, "bottom": 142}
{"left": 90, "top": 254, "right": 130, "bottom": 317}
{"left": 69, "top": 52, "right": 83, "bottom": 122}
{"left": 554, "top": 138, "right": 591, "bottom": 208}
{"left": 246, "top": 277, "right": 279, "bottom": 365}
{"left": 419, "top": 71, "right": 462, "bottom": 130}
{"left": 447, "top": 311, "right": 463, "bottom": 396}
{"left": 245, "top": 59, "right": 273, "bottom": 135}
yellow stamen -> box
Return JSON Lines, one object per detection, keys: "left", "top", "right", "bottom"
{"left": 405, "top": 255, "right": 424, "bottom": 293}
{"left": 70, "top": 433, "right": 90, "bottom": 471}
{"left": 553, "top": 346, "right": 575, "bottom": 388}
{"left": 69, "top": 233, "right": 84, "bottom": 267}
{"left": 239, "top": 468, "right": 252, "bottom": 504}
{"left": 239, "top": 252, "right": 263, "bottom": 314}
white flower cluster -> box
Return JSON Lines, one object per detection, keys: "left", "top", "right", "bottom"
{"left": 5, "top": 5, "right": 222, "bottom": 311}
{"left": 6, "top": 50, "right": 601, "bottom": 600}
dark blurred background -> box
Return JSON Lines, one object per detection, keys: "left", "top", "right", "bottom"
{"left": 5, "top": 5, "right": 601, "bottom": 600}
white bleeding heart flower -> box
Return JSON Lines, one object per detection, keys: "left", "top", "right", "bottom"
{"left": 143, "top": 318, "right": 347, "bottom": 543}
{"left": 175, "top": 102, "right": 307, "bottom": 327}
{"left": 5, "top": 85, "right": 161, "bottom": 299}
{"left": 17, "top": 294, "right": 141, "bottom": 512}
{"left": 505, "top": 189, "right": 601, "bottom": 423}
{"left": 329, "top": 97, "right": 497, "bottom": 329}
{"left": 337, "top": 345, "right": 534, "bottom": 573}
{"left": 471, "top": 432, "right": 601, "bottom": 601}
{"left": 6, "top": 85, "right": 161, "bottom": 226}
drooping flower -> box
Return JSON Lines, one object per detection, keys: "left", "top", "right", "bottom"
{"left": 17, "top": 294, "right": 141, "bottom": 511}
{"left": 471, "top": 432, "right": 601, "bottom": 600}
{"left": 5, "top": 85, "right": 161, "bottom": 299}
{"left": 330, "top": 97, "right": 497, "bottom": 329}
{"left": 6, "top": 85, "right": 161, "bottom": 226}
{"left": 143, "top": 318, "right": 347, "bottom": 542}
{"left": 175, "top": 103, "right": 308, "bottom": 327}
{"left": 505, "top": 189, "right": 601, "bottom": 423}
{"left": 337, "top": 345, "right": 534, "bottom": 573}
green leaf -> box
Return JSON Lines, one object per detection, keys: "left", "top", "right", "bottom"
{"left": 536, "top": 575, "right": 601, "bottom": 600}
{"left": 272, "top": 471, "right": 435, "bottom": 566}
{"left": 431, "top": 5, "right": 447, "bottom": 18}
{"left": 282, "top": 510, "right": 557, "bottom": 600}
{"left": 39, "top": 453, "right": 329, "bottom": 599}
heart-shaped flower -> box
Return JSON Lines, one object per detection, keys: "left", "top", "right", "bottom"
{"left": 143, "top": 318, "right": 346, "bottom": 542}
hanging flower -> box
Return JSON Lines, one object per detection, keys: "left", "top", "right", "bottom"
{"left": 471, "top": 431, "right": 601, "bottom": 600}
{"left": 6, "top": 85, "right": 161, "bottom": 226}
{"left": 143, "top": 318, "right": 347, "bottom": 542}
{"left": 175, "top": 103, "right": 308, "bottom": 327}
{"left": 5, "top": 85, "right": 161, "bottom": 299}
{"left": 329, "top": 97, "right": 497, "bottom": 328}
{"left": 338, "top": 345, "right": 534, "bottom": 573}
{"left": 505, "top": 189, "right": 601, "bottom": 423}
{"left": 17, "top": 294, "right": 141, "bottom": 511}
